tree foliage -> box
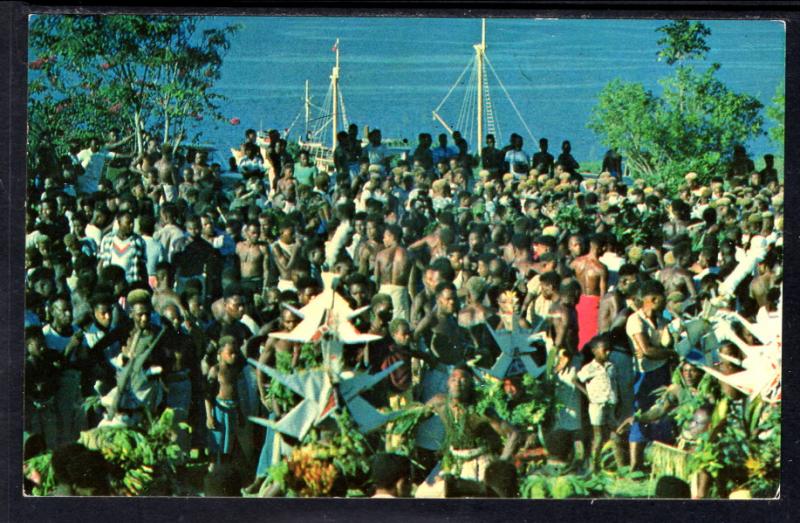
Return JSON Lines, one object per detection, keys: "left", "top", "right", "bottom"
{"left": 28, "top": 15, "right": 240, "bottom": 161}
{"left": 766, "top": 80, "right": 784, "bottom": 149}
{"left": 656, "top": 19, "right": 711, "bottom": 65}
{"left": 589, "top": 20, "right": 765, "bottom": 193}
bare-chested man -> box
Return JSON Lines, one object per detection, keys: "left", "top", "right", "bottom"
{"left": 409, "top": 224, "right": 453, "bottom": 263}
{"left": 750, "top": 250, "right": 778, "bottom": 308}
{"left": 236, "top": 221, "right": 271, "bottom": 299}
{"left": 503, "top": 233, "right": 534, "bottom": 277}
{"left": 598, "top": 263, "right": 639, "bottom": 339}
{"left": 154, "top": 148, "right": 178, "bottom": 204}
{"left": 658, "top": 242, "right": 697, "bottom": 299}
{"left": 192, "top": 150, "right": 212, "bottom": 181}
{"left": 545, "top": 276, "right": 580, "bottom": 362}
{"left": 522, "top": 252, "right": 557, "bottom": 325}
{"left": 458, "top": 276, "right": 492, "bottom": 328}
{"left": 205, "top": 335, "right": 244, "bottom": 467}
{"left": 357, "top": 215, "right": 384, "bottom": 276}
{"left": 448, "top": 244, "right": 470, "bottom": 297}
{"left": 152, "top": 262, "right": 184, "bottom": 315}
{"left": 566, "top": 234, "right": 586, "bottom": 267}
{"left": 255, "top": 307, "right": 302, "bottom": 412}
{"left": 410, "top": 266, "right": 443, "bottom": 328}
{"left": 375, "top": 225, "right": 412, "bottom": 321}
{"left": 570, "top": 234, "right": 608, "bottom": 352}
{"left": 271, "top": 222, "right": 302, "bottom": 292}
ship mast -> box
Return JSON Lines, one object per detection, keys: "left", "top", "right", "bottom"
{"left": 331, "top": 38, "right": 340, "bottom": 150}
{"left": 304, "top": 79, "right": 310, "bottom": 140}
{"left": 474, "top": 18, "right": 486, "bottom": 153}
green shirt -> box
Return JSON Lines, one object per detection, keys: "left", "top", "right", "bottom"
{"left": 294, "top": 163, "right": 318, "bottom": 187}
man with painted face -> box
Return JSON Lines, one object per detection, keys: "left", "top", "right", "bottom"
{"left": 617, "top": 359, "right": 707, "bottom": 442}
{"left": 425, "top": 366, "right": 521, "bottom": 481}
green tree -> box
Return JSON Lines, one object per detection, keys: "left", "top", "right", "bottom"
{"left": 28, "top": 15, "right": 239, "bottom": 163}
{"left": 766, "top": 80, "right": 784, "bottom": 149}
{"left": 656, "top": 19, "right": 711, "bottom": 65}
{"left": 588, "top": 20, "right": 764, "bottom": 192}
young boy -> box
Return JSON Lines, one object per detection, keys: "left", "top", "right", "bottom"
{"left": 205, "top": 336, "right": 244, "bottom": 468}
{"left": 575, "top": 335, "right": 619, "bottom": 472}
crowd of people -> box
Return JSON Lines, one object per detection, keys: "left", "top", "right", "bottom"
{"left": 23, "top": 123, "right": 782, "bottom": 498}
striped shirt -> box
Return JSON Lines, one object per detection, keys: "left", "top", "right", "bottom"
{"left": 98, "top": 233, "right": 147, "bottom": 284}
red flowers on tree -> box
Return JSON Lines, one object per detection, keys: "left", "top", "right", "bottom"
{"left": 229, "top": 117, "right": 240, "bottom": 125}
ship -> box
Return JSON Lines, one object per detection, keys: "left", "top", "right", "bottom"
{"left": 232, "top": 38, "right": 410, "bottom": 172}
{"left": 432, "top": 18, "right": 536, "bottom": 154}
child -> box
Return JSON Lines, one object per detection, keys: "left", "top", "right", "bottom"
{"left": 575, "top": 335, "right": 619, "bottom": 472}
{"left": 205, "top": 336, "right": 244, "bottom": 468}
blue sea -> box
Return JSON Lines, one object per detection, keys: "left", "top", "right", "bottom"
{"left": 194, "top": 16, "right": 785, "bottom": 162}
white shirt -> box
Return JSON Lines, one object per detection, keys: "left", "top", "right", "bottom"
{"left": 85, "top": 223, "right": 103, "bottom": 248}
{"left": 626, "top": 309, "right": 668, "bottom": 373}
{"left": 76, "top": 148, "right": 118, "bottom": 194}
{"left": 504, "top": 149, "right": 530, "bottom": 176}
{"left": 577, "top": 359, "right": 617, "bottom": 405}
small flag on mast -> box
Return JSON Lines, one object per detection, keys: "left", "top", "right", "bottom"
{"left": 332, "top": 39, "right": 339, "bottom": 52}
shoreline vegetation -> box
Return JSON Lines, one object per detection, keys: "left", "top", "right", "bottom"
{"left": 24, "top": 15, "right": 782, "bottom": 499}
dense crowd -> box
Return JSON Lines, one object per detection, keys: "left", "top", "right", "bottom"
{"left": 23, "top": 125, "right": 782, "bottom": 498}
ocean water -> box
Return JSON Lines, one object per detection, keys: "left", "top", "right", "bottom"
{"left": 194, "top": 16, "right": 785, "bottom": 163}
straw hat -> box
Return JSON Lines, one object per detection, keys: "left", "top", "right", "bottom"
{"left": 542, "top": 225, "right": 559, "bottom": 237}
{"left": 478, "top": 169, "right": 491, "bottom": 179}
{"left": 368, "top": 164, "right": 382, "bottom": 174}
{"left": 627, "top": 245, "right": 643, "bottom": 263}
{"left": 685, "top": 172, "right": 699, "bottom": 181}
